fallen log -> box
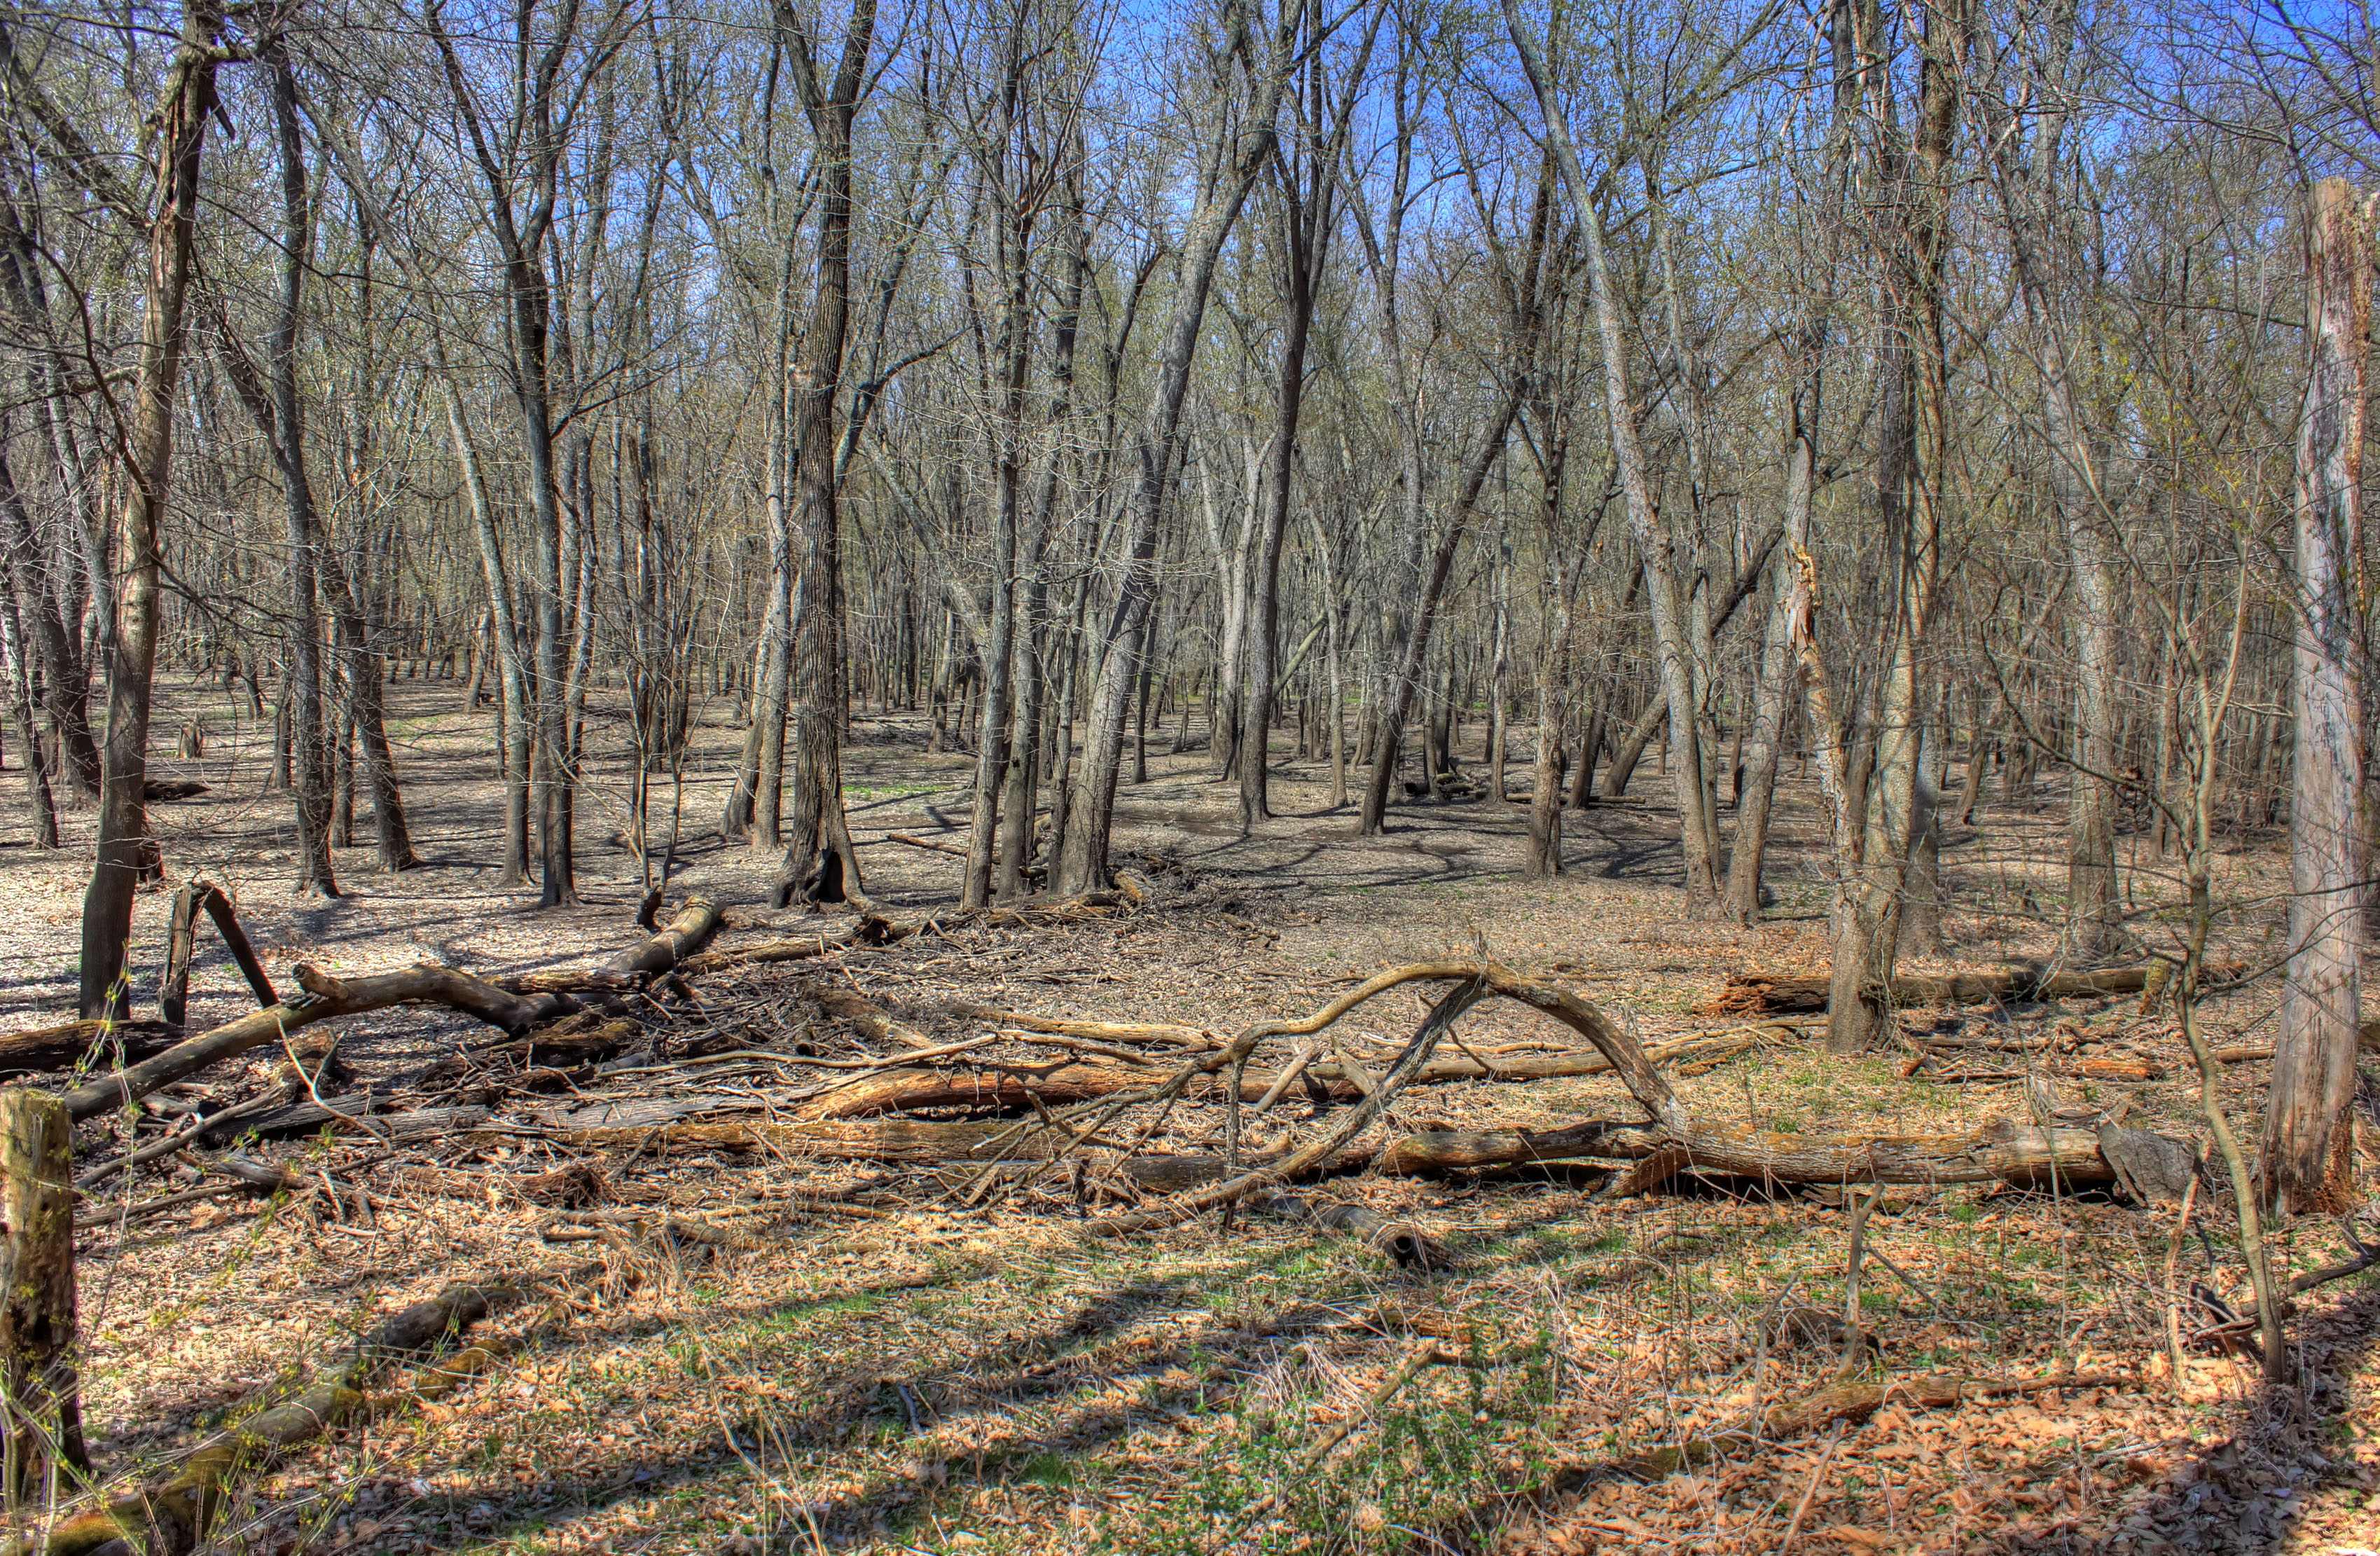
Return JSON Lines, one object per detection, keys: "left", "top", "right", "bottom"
{"left": 0, "top": 1017, "right": 179, "bottom": 1078}
{"left": 539, "top": 1106, "right": 2126, "bottom": 1195}
{"left": 1701, "top": 961, "right": 2246, "bottom": 1018}
{"left": 25, "top": 1276, "right": 546, "bottom": 1556}
{"left": 674, "top": 911, "right": 923, "bottom": 977}
{"left": 945, "top": 1002, "right": 1215, "bottom": 1051}
{"left": 796, "top": 1031, "right": 1755, "bottom": 1120}
{"left": 887, "top": 829, "right": 967, "bottom": 858}
{"left": 59, "top": 963, "right": 567, "bottom": 1123}
{"left": 501, "top": 898, "right": 726, "bottom": 994}
{"left": 602, "top": 897, "right": 722, "bottom": 978}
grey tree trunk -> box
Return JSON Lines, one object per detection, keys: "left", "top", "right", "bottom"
{"left": 772, "top": 0, "right": 880, "bottom": 910}
{"left": 1053, "top": 29, "right": 1295, "bottom": 895}
{"left": 267, "top": 45, "right": 338, "bottom": 897}
{"left": 1506, "top": 0, "right": 1721, "bottom": 913}
{"left": 2263, "top": 177, "right": 2367, "bottom": 1217}
{"left": 79, "top": 4, "right": 221, "bottom": 1017}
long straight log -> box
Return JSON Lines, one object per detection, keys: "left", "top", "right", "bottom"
{"left": 0, "top": 1019, "right": 179, "bottom": 1078}
{"left": 546, "top": 1106, "right": 2122, "bottom": 1192}
{"left": 60, "top": 963, "right": 564, "bottom": 1122}
{"left": 1703, "top": 961, "right": 2246, "bottom": 1017}
{"left": 796, "top": 1031, "right": 1755, "bottom": 1120}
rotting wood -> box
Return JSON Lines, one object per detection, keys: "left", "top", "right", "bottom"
{"left": 0, "top": 1090, "right": 83, "bottom": 1501}
{"left": 0, "top": 1017, "right": 179, "bottom": 1078}
{"left": 59, "top": 962, "right": 569, "bottom": 1122}
{"left": 1701, "top": 962, "right": 2247, "bottom": 1018}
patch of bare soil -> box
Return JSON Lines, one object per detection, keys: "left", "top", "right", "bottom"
{"left": 7, "top": 678, "right": 2377, "bottom": 1555}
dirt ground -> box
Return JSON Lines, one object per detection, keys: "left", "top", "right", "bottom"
{"left": 5, "top": 673, "right": 2378, "bottom": 1555}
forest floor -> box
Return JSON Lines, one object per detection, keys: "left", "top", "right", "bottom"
{"left": 4, "top": 675, "right": 2377, "bottom": 1555}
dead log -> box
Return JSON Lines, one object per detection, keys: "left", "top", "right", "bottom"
{"left": 1701, "top": 961, "right": 2246, "bottom": 1017}
{"left": 602, "top": 897, "right": 721, "bottom": 977}
{"left": 552, "top": 961, "right": 2168, "bottom": 1201}
{"left": 1251, "top": 1190, "right": 1440, "bottom": 1267}
{"left": 887, "top": 829, "right": 967, "bottom": 858}
{"left": 140, "top": 777, "right": 209, "bottom": 802}
{"left": 501, "top": 898, "right": 725, "bottom": 994}
{"left": 224, "top": 1093, "right": 493, "bottom": 1143}
{"left": 795, "top": 1031, "right": 1753, "bottom": 1120}
{"left": 0, "top": 1091, "right": 83, "bottom": 1499}
{"left": 674, "top": 911, "right": 924, "bottom": 977}
{"left": 158, "top": 877, "right": 277, "bottom": 1026}
{"left": 59, "top": 963, "right": 567, "bottom": 1123}
{"left": 0, "top": 1018, "right": 179, "bottom": 1078}
{"left": 160, "top": 881, "right": 200, "bottom": 1028}
{"left": 27, "top": 1278, "right": 528, "bottom": 1556}
{"left": 544, "top": 1109, "right": 2125, "bottom": 1194}
{"left": 946, "top": 1003, "right": 1215, "bottom": 1050}
{"left": 193, "top": 878, "right": 278, "bottom": 1007}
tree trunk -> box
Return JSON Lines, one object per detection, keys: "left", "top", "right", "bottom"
{"left": 1053, "top": 44, "right": 1292, "bottom": 895}
{"left": 1506, "top": 6, "right": 1720, "bottom": 912}
{"left": 771, "top": 0, "right": 878, "bottom": 911}
{"left": 79, "top": 4, "right": 222, "bottom": 1018}
{"left": 2264, "top": 177, "right": 2368, "bottom": 1217}
{"left": 267, "top": 44, "right": 338, "bottom": 897}
{"left": 0, "top": 1090, "right": 83, "bottom": 1503}
{"left": 443, "top": 367, "right": 532, "bottom": 886}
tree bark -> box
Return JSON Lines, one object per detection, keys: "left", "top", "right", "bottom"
{"left": 2264, "top": 176, "right": 2368, "bottom": 1217}
{"left": 1052, "top": 29, "right": 1295, "bottom": 894}
{"left": 1504, "top": 1, "right": 1721, "bottom": 911}
{"left": 266, "top": 41, "right": 338, "bottom": 897}
{"left": 0, "top": 1090, "right": 83, "bottom": 1503}
{"left": 78, "top": 2, "right": 223, "bottom": 1018}
{"left": 771, "top": 0, "right": 878, "bottom": 910}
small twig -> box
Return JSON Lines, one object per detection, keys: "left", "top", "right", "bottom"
{"left": 1776, "top": 1421, "right": 1845, "bottom": 1556}
{"left": 2163, "top": 1175, "right": 2202, "bottom": 1396}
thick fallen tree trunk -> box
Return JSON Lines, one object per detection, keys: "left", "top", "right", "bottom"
{"left": 566, "top": 1081, "right": 2125, "bottom": 1197}
{"left": 60, "top": 963, "right": 567, "bottom": 1122}
{"left": 0, "top": 1018, "right": 179, "bottom": 1078}
{"left": 1701, "top": 961, "right": 2246, "bottom": 1017}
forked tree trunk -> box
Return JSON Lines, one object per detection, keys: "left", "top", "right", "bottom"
{"left": 2264, "top": 177, "right": 2368, "bottom": 1216}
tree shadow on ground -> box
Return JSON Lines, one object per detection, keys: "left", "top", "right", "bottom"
{"left": 2057, "top": 1276, "right": 2380, "bottom": 1555}
{"left": 313, "top": 1203, "right": 1768, "bottom": 1552}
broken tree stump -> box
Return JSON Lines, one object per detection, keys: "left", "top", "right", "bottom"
{"left": 0, "top": 1090, "right": 83, "bottom": 1502}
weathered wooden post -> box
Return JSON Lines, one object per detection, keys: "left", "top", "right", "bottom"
{"left": 0, "top": 1089, "right": 83, "bottom": 1507}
